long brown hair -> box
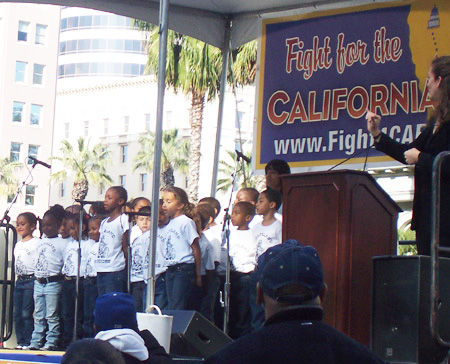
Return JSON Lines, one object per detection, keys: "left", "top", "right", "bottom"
{"left": 162, "top": 186, "right": 194, "bottom": 219}
{"left": 430, "top": 56, "right": 450, "bottom": 125}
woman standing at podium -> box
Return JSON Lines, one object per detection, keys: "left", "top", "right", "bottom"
{"left": 366, "top": 55, "right": 450, "bottom": 256}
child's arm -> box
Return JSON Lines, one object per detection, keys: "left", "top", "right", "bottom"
{"left": 191, "top": 238, "right": 202, "bottom": 287}
{"left": 122, "top": 231, "right": 129, "bottom": 263}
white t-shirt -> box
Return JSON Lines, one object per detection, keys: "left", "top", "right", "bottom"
{"left": 203, "top": 224, "right": 222, "bottom": 264}
{"left": 14, "top": 238, "right": 39, "bottom": 276}
{"left": 249, "top": 213, "right": 282, "bottom": 229}
{"left": 199, "top": 234, "right": 215, "bottom": 276}
{"left": 84, "top": 239, "right": 99, "bottom": 278}
{"left": 159, "top": 214, "right": 199, "bottom": 266}
{"left": 95, "top": 214, "right": 129, "bottom": 272}
{"left": 62, "top": 238, "right": 80, "bottom": 277}
{"left": 129, "top": 224, "right": 143, "bottom": 245}
{"left": 130, "top": 230, "right": 150, "bottom": 283}
{"left": 252, "top": 219, "right": 282, "bottom": 260}
{"left": 155, "top": 225, "right": 169, "bottom": 277}
{"left": 229, "top": 229, "right": 256, "bottom": 273}
{"left": 34, "top": 236, "right": 66, "bottom": 278}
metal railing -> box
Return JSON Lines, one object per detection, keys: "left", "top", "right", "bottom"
{"left": 430, "top": 151, "right": 450, "bottom": 347}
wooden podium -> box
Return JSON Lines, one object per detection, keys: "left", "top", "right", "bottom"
{"left": 281, "top": 170, "right": 401, "bottom": 346}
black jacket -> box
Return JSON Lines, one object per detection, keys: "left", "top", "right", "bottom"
{"left": 122, "top": 330, "right": 171, "bottom": 364}
{"left": 205, "top": 306, "right": 385, "bottom": 364}
{"left": 375, "top": 121, "right": 450, "bottom": 254}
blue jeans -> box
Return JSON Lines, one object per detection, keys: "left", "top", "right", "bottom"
{"left": 131, "top": 281, "right": 146, "bottom": 313}
{"left": 30, "top": 281, "right": 62, "bottom": 348}
{"left": 82, "top": 277, "right": 97, "bottom": 338}
{"left": 229, "top": 271, "right": 252, "bottom": 339}
{"left": 154, "top": 273, "right": 168, "bottom": 310}
{"left": 13, "top": 277, "right": 35, "bottom": 346}
{"left": 97, "top": 269, "right": 126, "bottom": 296}
{"left": 165, "top": 263, "right": 195, "bottom": 310}
{"left": 200, "top": 271, "right": 220, "bottom": 322}
{"left": 61, "top": 278, "right": 83, "bottom": 347}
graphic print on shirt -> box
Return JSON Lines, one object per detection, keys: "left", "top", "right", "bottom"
{"left": 64, "top": 251, "right": 76, "bottom": 276}
{"left": 35, "top": 249, "right": 48, "bottom": 274}
{"left": 97, "top": 230, "right": 112, "bottom": 262}
{"left": 255, "top": 232, "right": 274, "bottom": 258}
{"left": 132, "top": 250, "right": 144, "bottom": 275}
{"left": 163, "top": 235, "right": 175, "bottom": 262}
{"left": 15, "top": 256, "right": 26, "bottom": 276}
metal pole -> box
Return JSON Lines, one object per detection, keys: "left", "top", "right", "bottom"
{"left": 145, "top": 0, "right": 170, "bottom": 311}
{"left": 210, "top": 21, "right": 231, "bottom": 197}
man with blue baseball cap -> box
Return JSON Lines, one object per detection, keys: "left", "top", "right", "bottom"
{"left": 206, "top": 240, "right": 385, "bottom": 363}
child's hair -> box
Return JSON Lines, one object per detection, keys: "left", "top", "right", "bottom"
{"left": 89, "top": 216, "right": 103, "bottom": 227}
{"left": 234, "top": 201, "right": 256, "bottom": 218}
{"left": 43, "top": 204, "right": 66, "bottom": 226}
{"left": 109, "top": 186, "right": 128, "bottom": 204}
{"left": 163, "top": 186, "right": 194, "bottom": 218}
{"left": 123, "top": 201, "right": 133, "bottom": 214}
{"left": 198, "top": 197, "right": 221, "bottom": 218}
{"left": 17, "top": 212, "right": 38, "bottom": 228}
{"left": 138, "top": 205, "right": 151, "bottom": 214}
{"left": 265, "top": 159, "right": 291, "bottom": 175}
{"left": 131, "top": 197, "right": 151, "bottom": 210}
{"left": 90, "top": 201, "right": 107, "bottom": 217}
{"left": 261, "top": 189, "right": 282, "bottom": 211}
{"left": 192, "top": 204, "right": 215, "bottom": 234}
{"left": 239, "top": 187, "right": 259, "bottom": 204}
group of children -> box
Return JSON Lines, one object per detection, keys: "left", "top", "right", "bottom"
{"left": 13, "top": 178, "right": 284, "bottom": 350}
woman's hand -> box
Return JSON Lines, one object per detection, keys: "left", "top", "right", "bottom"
{"left": 365, "top": 108, "right": 381, "bottom": 138}
{"left": 404, "top": 148, "right": 420, "bottom": 164}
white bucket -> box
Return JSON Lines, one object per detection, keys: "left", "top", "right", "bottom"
{"left": 136, "top": 305, "right": 173, "bottom": 354}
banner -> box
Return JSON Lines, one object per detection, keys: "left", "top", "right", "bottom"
{"left": 255, "top": 0, "right": 450, "bottom": 171}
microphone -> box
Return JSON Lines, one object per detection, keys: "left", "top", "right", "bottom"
{"left": 74, "top": 199, "right": 98, "bottom": 205}
{"left": 28, "top": 156, "right": 51, "bottom": 169}
{"left": 235, "top": 150, "right": 251, "bottom": 163}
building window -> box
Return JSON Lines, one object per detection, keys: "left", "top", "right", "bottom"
{"left": 59, "top": 182, "right": 65, "bottom": 198}
{"left": 140, "top": 173, "right": 147, "bottom": 192}
{"left": 84, "top": 121, "right": 89, "bottom": 136}
{"left": 25, "top": 185, "right": 35, "bottom": 205}
{"left": 120, "top": 145, "right": 128, "bottom": 163}
{"left": 124, "top": 116, "right": 129, "bottom": 133}
{"left": 144, "top": 113, "right": 151, "bottom": 130}
{"left": 120, "top": 175, "right": 126, "bottom": 188}
{"left": 30, "top": 104, "right": 42, "bottom": 125}
{"left": 10, "top": 142, "right": 21, "bottom": 162}
{"left": 18, "top": 21, "right": 29, "bottom": 42}
{"left": 64, "top": 123, "right": 70, "bottom": 139}
{"left": 33, "top": 64, "right": 45, "bottom": 85}
{"left": 103, "top": 118, "right": 109, "bottom": 135}
{"left": 15, "top": 61, "right": 27, "bottom": 82}
{"left": 27, "top": 145, "right": 39, "bottom": 164}
{"left": 35, "top": 24, "right": 47, "bottom": 45}
{"left": 12, "top": 101, "right": 25, "bottom": 122}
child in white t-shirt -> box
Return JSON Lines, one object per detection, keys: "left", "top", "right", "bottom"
{"left": 154, "top": 199, "right": 170, "bottom": 310}
{"left": 29, "top": 205, "right": 67, "bottom": 350}
{"left": 228, "top": 201, "right": 256, "bottom": 339}
{"left": 129, "top": 197, "right": 151, "bottom": 244}
{"left": 14, "top": 212, "right": 39, "bottom": 349}
{"left": 82, "top": 216, "right": 101, "bottom": 338}
{"left": 95, "top": 186, "right": 129, "bottom": 295}
{"left": 160, "top": 187, "right": 201, "bottom": 310}
{"left": 130, "top": 205, "right": 151, "bottom": 312}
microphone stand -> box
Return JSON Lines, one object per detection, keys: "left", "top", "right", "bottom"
{"left": 73, "top": 199, "right": 92, "bottom": 343}
{"left": 123, "top": 211, "right": 152, "bottom": 294}
{"left": 222, "top": 156, "right": 242, "bottom": 334}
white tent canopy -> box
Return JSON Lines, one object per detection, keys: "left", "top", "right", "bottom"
{"left": 2, "top": 0, "right": 390, "bottom": 49}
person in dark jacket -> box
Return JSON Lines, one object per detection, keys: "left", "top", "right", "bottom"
{"left": 93, "top": 292, "right": 171, "bottom": 364}
{"left": 62, "top": 338, "right": 125, "bottom": 364}
{"left": 366, "top": 55, "right": 450, "bottom": 256}
{"left": 206, "top": 240, "right": 385, "bottom": 364}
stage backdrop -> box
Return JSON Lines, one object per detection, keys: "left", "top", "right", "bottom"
{"left": 254, "top": 0, "right": 450, "bottom": 172}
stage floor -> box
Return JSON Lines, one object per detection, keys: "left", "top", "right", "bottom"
{"left": 0, "top": 349, "right": 63, "bottom": 364}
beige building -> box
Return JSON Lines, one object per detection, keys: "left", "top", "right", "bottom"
{"left": 0, "top": 3, "right": 60, "bottom": 220}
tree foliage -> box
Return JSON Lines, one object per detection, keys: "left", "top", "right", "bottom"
{"left": 0, "top": 158, "right": 22, "bottom": 197}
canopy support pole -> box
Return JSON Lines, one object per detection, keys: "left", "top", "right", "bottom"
{"left": 210, "top": 20, "right": 231, "bottom": 197}
{"left": 146, "top": 0, "right": 169, "bottom": 310}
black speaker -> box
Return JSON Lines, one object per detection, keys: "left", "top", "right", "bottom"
{"left": 164, "top": 310, "right": 232, "bottom": 359}
{"left": 371, "top": 256, "right": 450, "bottom": 363}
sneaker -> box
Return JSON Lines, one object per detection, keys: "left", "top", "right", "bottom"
{"left": 24, "top": 346, "right": 40, "bottom": 350}
{"left": 15, "top": 345, "right": 23, "bottom": 350}
{"left": 40, "top": 345, "right": 58, "bottom": 351}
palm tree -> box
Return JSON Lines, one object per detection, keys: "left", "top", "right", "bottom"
{"left": 134, "top": 129, "right": 189, "bottom": 188}
{"left": 145, "top": 29, "right": 222, "bottom": 202}
{"left": 50, "top": 138, "right": 112, "bottom": 201}
{"left": 217, "top": 150, "right": 265, "bottom": 192}
{"left": 0, "top": 158, "right": 22, "bottom": 197}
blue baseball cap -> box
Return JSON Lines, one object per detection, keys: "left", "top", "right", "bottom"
{"left": 94, "top": 292, "right": 138, "bottom": 331}
{"left": 257, "top": 239, "right": 324, "bottom": 303}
